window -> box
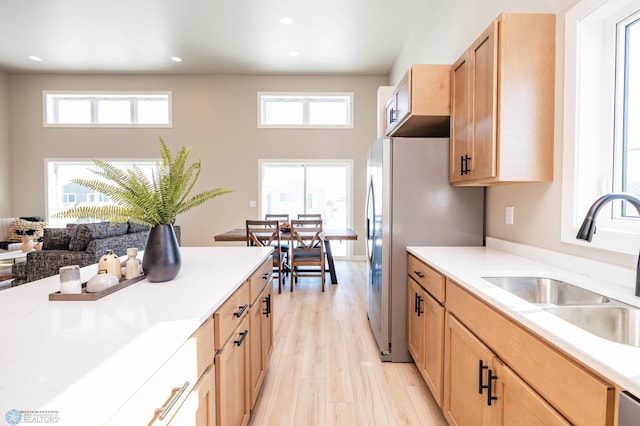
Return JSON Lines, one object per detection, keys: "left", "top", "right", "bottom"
{"left": 562, "top": 0, "right": 640, "bottom": 255}
{"left": 46, "top": 160, "right": 157, "bottom": 226}
{"left": 258, "top": 93, "right": 353, "bottom": 128}
{"left": 44, "top": 92, "right": 171, "bottom": 127}
{"left": 259, "top": 161, "right": 353, "bottom": 257}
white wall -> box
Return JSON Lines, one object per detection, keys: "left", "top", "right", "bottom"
{"left": 0, "top": 72, "right": 10, "bottom": 217}
{"left": 391, "top": 0, "right": 636, "bottom": 268}
{"left": 8, "top": 74, "right": 387, "bottom": 255}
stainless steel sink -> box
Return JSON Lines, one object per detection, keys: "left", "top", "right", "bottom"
{"left": 543, "top": 305, "right": 640, "bottom": 347}
{"left": 482, "top": 276, "right": 610, "bottom": 305}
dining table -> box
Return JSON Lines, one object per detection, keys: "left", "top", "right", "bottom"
{"left": 213, "top": 228, "right": 358, "bottom": 285}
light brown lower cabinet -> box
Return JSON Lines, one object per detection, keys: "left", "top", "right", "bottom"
{"left": 407, "top": 252, "right": 616, "bottom": 425}
{"left": 249, "top": 280, "right": 273, "bottom": 406}
{"left": 443, "top": 314, "right": 569, "bottom": 426}
{"left": 216, "top": 314, "right": 250, "bottom": 426}
{"left": 408, "top": 276, "right": 444, "bottom": 405}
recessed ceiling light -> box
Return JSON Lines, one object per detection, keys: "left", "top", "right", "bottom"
{"left": 280, "top": 16, "right": 293, "bottom": 25}
{"left": 170, "top": 57, "right": 182, "bottom": 62}
{"left": 288, "top": 50, "right": 299, "bottom": 57}
{"left": 28, "top": 56, "right": 43, "bottom": 62}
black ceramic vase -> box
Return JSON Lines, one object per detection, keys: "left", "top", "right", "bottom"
{"left": 142, "top": 224, "right": 182, "bottom": 282}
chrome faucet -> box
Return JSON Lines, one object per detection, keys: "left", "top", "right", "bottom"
{"left": 576, "top": 192, "right": 640, "bottom": 296}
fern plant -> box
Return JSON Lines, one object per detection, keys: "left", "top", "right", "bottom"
{"left": 54, "top": 137, "right": 232, "bottom": 226}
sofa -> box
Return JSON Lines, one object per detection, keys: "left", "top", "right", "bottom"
{"left": 12, "top": 222, "right": 181, "bottom": 284}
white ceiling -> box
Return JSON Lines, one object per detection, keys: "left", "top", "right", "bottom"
{"left": 0, "top": 0, "right": 423, "bottom": 75}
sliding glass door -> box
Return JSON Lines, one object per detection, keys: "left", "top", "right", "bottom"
{"left": 260, "top": 161, "right": 352, "bottom": 257}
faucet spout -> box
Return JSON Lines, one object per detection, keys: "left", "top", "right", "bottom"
{"left": 576, "top": 193, "right": 640, "bottom": 296}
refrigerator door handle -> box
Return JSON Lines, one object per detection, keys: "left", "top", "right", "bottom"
{"left": 365, "top": 178, "right": 375, "bottom": 266}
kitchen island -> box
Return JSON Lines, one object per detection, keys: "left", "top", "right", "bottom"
{"left": 0, "top": 246, "right": 272, "bottom": 425}
{"left": 408, "top": 238, "right": 640, "bottom": 424}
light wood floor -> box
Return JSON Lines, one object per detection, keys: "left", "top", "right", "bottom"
{"left": 249, "top": 260, "right": 447, "bottom": 426}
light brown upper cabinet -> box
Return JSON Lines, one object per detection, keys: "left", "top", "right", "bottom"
{"left": 384, "top": 64, "right": 451, "bottom": 137}
{"left": 450, "top": 13, "right": 555, "bottom": 185}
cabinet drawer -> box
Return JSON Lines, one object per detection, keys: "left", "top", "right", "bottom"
{"left": 249, "top": 258, "right": 272, "bottom": 305}
{"left": 214, "top": 281, "right": 250, "bottom": 350}
{"left": 107, "top": 317, "right": 215, "bottom": 425}
{"left": 408, "top": 254, "right": 445, "bottom": 303}
{"left": 446, "top": 279, "right": 614, "bottom": 425}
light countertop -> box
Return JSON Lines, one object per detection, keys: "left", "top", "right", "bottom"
{"left": 0, "top": 246, "right": 272, "bottom": 425}
{"left": 408, "top": 238, "right": 640, "bottom": 398}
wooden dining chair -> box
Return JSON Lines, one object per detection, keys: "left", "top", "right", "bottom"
{"left": 289, "top": 219, "right": 325, "bottom": 292}
{"left": 265, "top": 213, "right": 291, "bottom": 274}
{"left": 265, "top": 213, "right": 290, "bottom": 225}
{"left": 297, "top": 213, "right": 322, "bottom": 221}
{"left": 246, "top": 220, "right": 286, "bottom": 293}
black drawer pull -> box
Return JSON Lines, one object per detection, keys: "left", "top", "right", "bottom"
{"left": 413, "top": 270, "right": 425, "bottom": 279}
{"left": 234, "top": 304, "right": 249, "bottom": 317}
{"left": 262, "top": 272, "right": 270, "bottom": 280}
{"left": 417, "top": 296, "right": 424, "bottom": 317}
{"left": 234, "top": 329, "right": 249, "bottom": 346}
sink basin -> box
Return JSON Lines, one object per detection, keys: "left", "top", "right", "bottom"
{"left": 482, "top": 276, "right": 610, "bottom": 305}
{"left": 543, "top": 305, "right": 640, "bottom": 347}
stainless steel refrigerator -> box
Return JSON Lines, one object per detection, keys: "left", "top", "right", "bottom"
{"left": 365, "top": 137, "right": 484, "bottom": 362}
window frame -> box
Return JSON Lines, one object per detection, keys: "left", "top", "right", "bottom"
{"left": 45, "top": 158, "right": 159, "bottom": 227}
{"left": 43, "top": 91, "right": 173, "bottom": 128}
{"left": 257, "top": 92, "right": 354, "bottom": 129}
{"left": 562, "top": 0, "right": 640, "bottom": 255}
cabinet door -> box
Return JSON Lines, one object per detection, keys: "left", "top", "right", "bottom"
{"left": 168, "top": 365, "right": 216, "bottom": 426}
{"left": 260, "top": 284, "right": 273, "bottom": 368}
{"left": 249, "top": 296, "right": 265, "bottom": 408}
{"left": 384, "top": 95, "right": 397, "bottom": 134}
{"left": 216, "top": 315, "right": 250, "bottom": 426}
{"left": 468, "top": 20, "right": 498, "bottom": 181}
{"left": 423, "top": 291, "right": 445, "bottom": 406}
{"left": 395, "top": 70, "right": 411, "bottom": 125}
{"left": 443, "top": 313, "right": 494, "bottom": 426}
{"left": 492, "top": 359, "right": 570, "bottom": 426}
{"left": 450, "top": 52, "right": 471, "bottom": 183}
{"left": 407, "top": 278, "right": 425, "bottom": 368}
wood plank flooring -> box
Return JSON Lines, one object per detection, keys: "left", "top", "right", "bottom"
{"left": 250, "top": 261, "right": 447, "bottom": 426}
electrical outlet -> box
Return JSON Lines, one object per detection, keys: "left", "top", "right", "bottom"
{"left": 249, "top": 200, "right": 257, "bottom": 208}
{"left": 505, "top": 206, "right": 514, "bottom": 225}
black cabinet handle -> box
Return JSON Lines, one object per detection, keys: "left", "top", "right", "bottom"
{"left": 417, "top": 296, "right": 424, "bottom": 317}
{"left": 478, "top": 360, "right": 489, "bottom": 394}
{"left": 460, "top": 155, "right": 466, "bottom": 176}
{"left": 234, "top": 329, "right": 249, "bottom": 346}
{"left": 234, "top": 304, "right": 249, "bottom": 318}
{"left": 262, "top": 272, "right": 269, "bottom": 280}
{"left": 413, "top": 270, "right": 425, "bottom": 279}
{"left": 487, "top": 369, "right": 498, "bottom": 406}
{"left": 263, "top": 294, "right": 271, "bottom": 317}
{"left": 414, "top": 292, "right": 419, "bottom": 313}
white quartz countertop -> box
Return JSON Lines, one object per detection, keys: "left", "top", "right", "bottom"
{"left": 0, "top": 246, "right": 272, "bottom": 425}
{"left": 407, "top": 240, "right": 640, "bottom": 398}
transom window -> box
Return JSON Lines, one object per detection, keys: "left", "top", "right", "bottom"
{"left": 44, "top": 92, "right": 172, "bottom": 127}
{"left": 258, "top": 92, "right": 353, "bottom": 128}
